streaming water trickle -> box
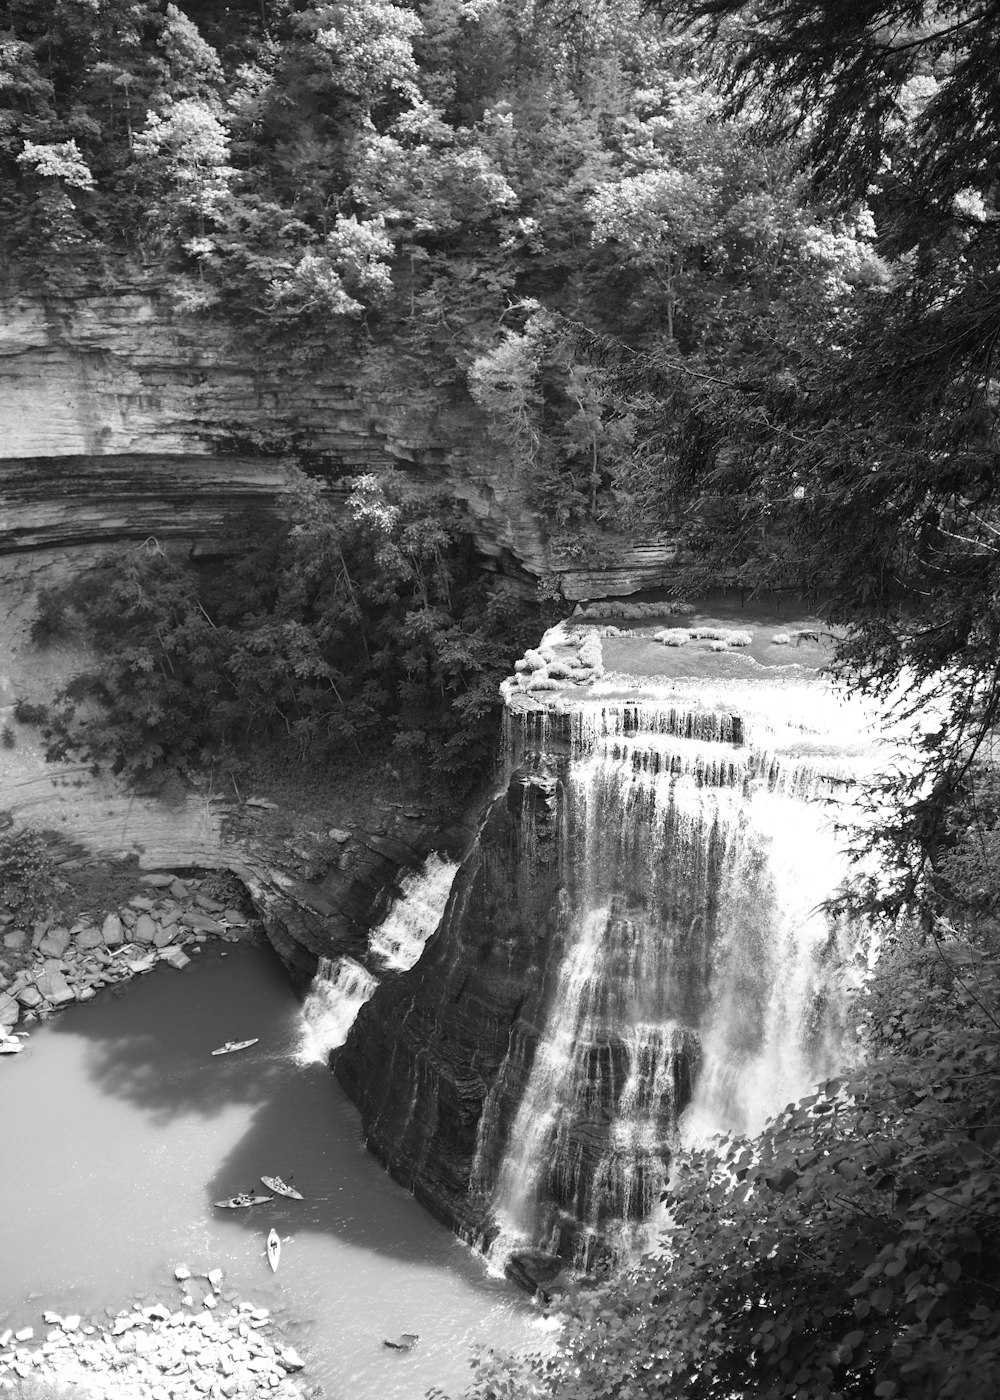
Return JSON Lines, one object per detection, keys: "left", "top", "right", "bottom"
{"left": 297, "top": 853, "right": 458, "bottom": 1064}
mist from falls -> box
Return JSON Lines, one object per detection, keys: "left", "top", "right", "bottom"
{"left": 297, "top": 853, "right": 458, "bottom": 1064}
{"left": 478, "top": 665, "right": 878, "bottom": 1270}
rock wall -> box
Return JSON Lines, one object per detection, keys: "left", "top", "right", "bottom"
{"left": 0, "top": 277, "right": 679, "bottom": 598}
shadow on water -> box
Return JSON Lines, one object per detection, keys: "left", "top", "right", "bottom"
{"left": 47, "top": 939, "right": 480, "bottom": 1275}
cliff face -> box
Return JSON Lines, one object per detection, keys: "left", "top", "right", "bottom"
{"left": 0, "top": 279, "right": 678, "bottom": 597}
{"left": 334, "top": 747, "right": 568, "bottom": 1241}
{"left": 335, "top": 613, "right": 871, "bottom": 1283}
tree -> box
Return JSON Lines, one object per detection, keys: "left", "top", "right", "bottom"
{"left": 599, "top": 0, "right": 1000, "bottom": 918}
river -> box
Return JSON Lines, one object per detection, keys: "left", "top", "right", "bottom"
{"left": 0, "top": 939, "right": 538, "bottom": 1399}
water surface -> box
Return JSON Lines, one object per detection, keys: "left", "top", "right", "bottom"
{"left": 0, "top": 941, "right": 536, "bottom": 1399}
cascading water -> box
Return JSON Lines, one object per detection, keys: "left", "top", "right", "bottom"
{"left": 479, "top": 624, "right": 878, "bottom": 1272}
{"left": 298, "top": 853, "right": 458, "bottom": 1063}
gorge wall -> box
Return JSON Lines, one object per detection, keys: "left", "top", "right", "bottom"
{"left": 0, "top": 275, "right": 678, "bottom": 598}
{"left": 334, "top": 612, "right": 876, "bottom": 1284}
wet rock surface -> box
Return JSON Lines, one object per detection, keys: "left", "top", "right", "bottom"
{"left": 335, "top": 753, "right": 568, "bottom": 1244}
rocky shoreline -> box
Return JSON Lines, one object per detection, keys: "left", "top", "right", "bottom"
{"left": 0, "top": 871, "right": 256, "bottom": 1042}
{"left": 0, "top": 870, "right": 313, "bottom": 1397}
{"left": 0, "top": 1265, "right": 307, "bottom": 1398}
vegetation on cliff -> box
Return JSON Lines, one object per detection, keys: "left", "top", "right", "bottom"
{"left": 1, "top": 0, "right": 883, "bottom": 547}
{"left": 29, "top": 469, "right": 539, "bottom": 792}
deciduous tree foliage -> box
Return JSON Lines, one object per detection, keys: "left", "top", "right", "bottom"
{"left": 600, "top": 0, "right": 1000, "bottom": 917}
{"left": 33, "top": 471, "right": 541, "bottom": 792}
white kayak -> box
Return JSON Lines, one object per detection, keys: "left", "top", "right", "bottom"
{"left": 214, "top": 1194, "right": 272, "bottom": 1209}
{"left": 266, "top": 1228, "right": 281, "bottom": 1272}
{"left": 211, "top": 1038, "right": 259, "bottom": 1056}
{"left": 260, "top": 1175, "right": 304, "bottom": 1200}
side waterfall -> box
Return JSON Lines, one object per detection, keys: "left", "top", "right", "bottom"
{"left": 298, "top": 853, "right": 458, "bottom": 1064}
{"left": 478, "top": 667, "right": 875, "bottom": 1270}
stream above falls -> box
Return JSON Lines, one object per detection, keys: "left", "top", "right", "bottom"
{"left": 0, "top": 939, "right": 536, "bottom": 1400}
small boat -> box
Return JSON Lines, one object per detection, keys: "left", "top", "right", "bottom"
{"left": 383, "top": 1333, "right": 419, "bottom": 1351}
{"left": 214, "top": 1193, "right": 272, "bottom": 1209}
{"left": 211, "top": 1038, "right": 259, "bottom": 1056}
{"left": 260, "top": 1175, "right": 304, "bottom": 1200}
{"left": 266, "top": 1228, "right": 281, "bottom": 1272}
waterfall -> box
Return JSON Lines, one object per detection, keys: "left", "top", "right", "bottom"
{"left": 299, "top": 956, "right": 379, "bottom": 1064}
{"left": 368, "top": 853, "right": 459, "bottom": 971}
{"left": 481, "top": 659, "right": 876, "bottom": 1270}
{"left": 297, "top": 854, "right": 458, "bottom": 1064}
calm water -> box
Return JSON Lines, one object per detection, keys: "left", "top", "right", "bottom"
{"left": 0, "top": 941, "right": 537, "bottom": 1399}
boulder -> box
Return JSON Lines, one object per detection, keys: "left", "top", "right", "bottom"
{"left": 34, "top": 967, "right": 75, "bottom": 1006}
{"left": 504, "top": 1249, "right": 565, "bottom": 1296}
{"left": 169, "top": 879, "right": 189, "bottom": 900}
{"left": 221, "top": 909, "right": 247, "bottom": 927}
{"left": 140, "top": 873, "right": 175, "bottom": 888}
{"left": 180, "top": 912, "right": 225, "bottom": 935}
{"left": 152, "top": 922, "right": 176, "bottom": 948}
{"left": 328, "top": 828, "right": 351, "bottom": 844}
{"left": 0, "top": 991, "right": 19, "bottom": 1028}
{"left": 37, "top": 926, "right": 71, "bottom": 958}
{"left": 74, "top": 927, "right": 103, "bottom": 950}
{"left": 2, "top": 929, "right": 27, "bottom": 950}
{"left": 158, "top": 946, "right": 191, "bottom": 970}
{"left": 128, "top": 896, "right": 156, "bottom": 911}
{"left": 133, "top": 914, "right": 157, "bottom": 944}
{"left": 194, "top": 894, "right": 224, "bottom": 913}
{"left": 15, "top": 984, "right": 43, "bottom": 1008}
{"left": 102, "top": 914, "right": 124, "bottom": 947}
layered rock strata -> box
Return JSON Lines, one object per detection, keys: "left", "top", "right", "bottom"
{"left": 0, "top": 279, "right": 678, "bottom": 597}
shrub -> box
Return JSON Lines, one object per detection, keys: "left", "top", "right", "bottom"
{"left": 0, "top": 823, "right": 60, "bottom": 922}
{"left": 12, "top": 699, "right": 48, "bottom": 725}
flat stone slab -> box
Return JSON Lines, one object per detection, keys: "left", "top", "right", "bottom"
{"left": 34, "top": 968, "right": 75, "bottom": 1005}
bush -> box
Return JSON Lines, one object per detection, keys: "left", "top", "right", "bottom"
{"left": 0, "top": 823, "right": 61, "bottom": 922}
{"left": 12, "top": 699, "right": 48, "bottom": 725}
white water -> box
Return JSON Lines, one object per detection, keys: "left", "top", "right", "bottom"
{"left": 298, "top": 854, "right": 458, "bottom": 1064}
{"left": 486, "top": 654, "right": 879, "bottom": 1267}
{"left": 369, "top": 853, "right": 459, "bottom": 970}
